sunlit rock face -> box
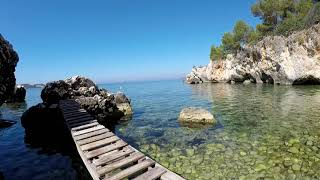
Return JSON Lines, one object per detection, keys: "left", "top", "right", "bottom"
{"left": 0, "top": 34, "right": 20, "bottom": 105}
{"left": 186, "top": 24, "right": 320, "bottom": 85}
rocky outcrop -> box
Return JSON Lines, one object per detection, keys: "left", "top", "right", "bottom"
{"left": 5, "top": 85, "right": 26, "bottom": 103}
{"left": 0, "top": 34, "right": 23, "bottom": 105}
{"left": 40, "top": 76, "right": 133, "bottom": 122}
{"left": 186, "top": 24, "right": 320, "bottom": 85}
{"left": 178, "top": 107, "right": 217, "bottom": 125}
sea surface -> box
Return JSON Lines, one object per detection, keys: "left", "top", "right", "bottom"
{"left": 1, "top": 80, "right": 320, "bottom": 179}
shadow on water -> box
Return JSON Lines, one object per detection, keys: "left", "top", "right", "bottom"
{"left": 0, "top": 102, "right": 92, "bottom": 180}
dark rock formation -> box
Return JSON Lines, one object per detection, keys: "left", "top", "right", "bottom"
{"left": 38, "top": 76, "right": 132, "bottom": 123}
{"left": 0, "top": 119, "right": 16, "bottom": 128}
{"left": 5, "top": 85, "right": 26, "bottom": 103}
{"left": 0, "top": 34, "right": 21, "bottom": 105}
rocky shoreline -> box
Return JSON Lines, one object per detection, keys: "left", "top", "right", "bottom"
{"left": 0, "top": 34, "right": 26, "bottom": 105}
{"left": 186, "top": 24, "right": 320, "bottom": 85}
{"left": 22, "top": 76, "right": 133, "bottom": 134}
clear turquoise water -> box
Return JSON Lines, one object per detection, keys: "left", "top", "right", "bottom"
{"left": 1, "top": 80, "right": 320, "bottom": 179}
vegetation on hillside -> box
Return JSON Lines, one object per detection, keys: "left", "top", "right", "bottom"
{"left": 210, "top": 0, "right": 320, "bottom": 61}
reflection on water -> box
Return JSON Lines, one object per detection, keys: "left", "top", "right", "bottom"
{"left": 0, "top": 88, "right": 91, "bottom": 180}
{"left": 111, "top": 82, "right": 320, "bottom": 179}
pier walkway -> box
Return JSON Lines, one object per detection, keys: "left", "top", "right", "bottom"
{"left": 59, "top": 100, "right": 185, "bottom": 180}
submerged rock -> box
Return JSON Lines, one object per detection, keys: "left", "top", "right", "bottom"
{"left": 186, "top": 24, "right": 320, "bottom": 85}
{"left": 0, "top": 119, "right": 16, "bottom": 128}
{"left": 0, "top": 34, "right": 23, "bottom": 105}
{"left": 178, "top": 107, "right": 216, "bottom": 125}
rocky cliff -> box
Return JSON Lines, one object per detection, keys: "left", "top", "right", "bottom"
{"left": 0, "top": 34, "right": 25, "bottom": 105}
{"left": 186, "top": 24, "right": 320, "bottom": 85}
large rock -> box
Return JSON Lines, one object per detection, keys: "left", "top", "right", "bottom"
{"left": 186, "top": 24, "right": 320, "bottom": 85}
{"left": 178, "top": 107, "right": 217, "bottom": 124}
{"left": 5, "top": 85, "right": 26, "bottom": 103}
{"left": 40, "top": 76, "right": 133, "bottom": 122}
{"left": 0, "top": 34, "right": 21, "bottom": 105}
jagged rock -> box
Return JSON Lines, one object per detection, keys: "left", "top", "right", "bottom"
{"left": 41, "top": 80, "right": 71, "bottom": 104}
{"left": 186, "top": 24, "right": 320, "bottom": 85}
{"left": 39, "top": 76, "right": 132, "bottom": 123}
{"left": 115, "top": 92, "right": 130, "bottom": 104}
{"left": 5, "top": 85, "right": 26, "bottom": 103}
{"left": 0, "top": 34, "right": 20, "bottom": 105}
{"left": 178, "top": 107, "right": 217, "bottom": 125}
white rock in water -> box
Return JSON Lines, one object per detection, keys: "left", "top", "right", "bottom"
{"left": 178, "top": 107, "right": 216, "bottom": 124}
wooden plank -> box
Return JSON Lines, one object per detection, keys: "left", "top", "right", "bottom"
{"left": 160, "top": 171, "right": 186, "bottom": 180}
{"left": 63, "top": 110, "right": 86, "bottom": 116}
{"left": 85, "top": 140, "right": 127, "bottom": 159}
{"left": 133, "top": 167, "right": 167, "bottom": 180}
{"left": 81, "top": 136, "right": 120, "bottom": 151}
{"left": 105, "top": 159, "right": 155, "bottom": 180}
{"left": 65, "top": 115, "right": 93, "bottom": 121}
{"left": 69, "top": 120, "right": 98, "bottom": 128}
{"left": 73, "top": 125, "right": 105, "bottom": 136}
{"left": 64, "top": 112, "right": 91, "bottom": 119}
{"left": 97, "top": 151, "right": 145, "bottom": 176}
{"left": 78, "top": 132, "right": 115, "bottom": 146}
{"left": 94, "top": 146, "right": 135, "bottom": 166}
{"left": 67, "top": 117, "right": 95, "bottom": 125}
{"left": 71, "top": 121, "right": 99, "bottom": 131}
{"left": 74, "top": 128, "right": 109, "bottom": 141}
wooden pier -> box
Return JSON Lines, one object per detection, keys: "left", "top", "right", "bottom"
{"left": 59, "top": 100, "right": 185, "bottom": 180}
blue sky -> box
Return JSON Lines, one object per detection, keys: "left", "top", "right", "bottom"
{"left": 2, "top": 0, "right": 260, "bottom": 84}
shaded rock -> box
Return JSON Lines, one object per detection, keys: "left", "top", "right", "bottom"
{"left": 178, "top": 107, "right": 216, "bottom": 125}
{"left": 0, "top": 119, "right": 16, "bottom": 128}
{"left": 115, "top": 92, "right": 130, "bottom": 104}
{"left": 39, "top": 76, "right": 132, "bottom": 123}
{"left": 41, "top": 80, "right": 71, "bottom": 104}
{"left": 21, "top": 103, "right": 65, "bottom": 133}
{"left": 5, "top": 85, "right": 26, "bottom": 103}
{"left": 0, "top": 34, "right": 20, "bottom": 105}
{"left": 186, "top": 24, "right": 320, "bottom": 85}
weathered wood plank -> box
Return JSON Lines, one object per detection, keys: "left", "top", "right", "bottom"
{"left": 93, "top": 146, "right": 135, "bottom": 166}
{"left": 81, "top": 136, "right": 120, "bottom": 151}
{"left": 63, "top": 109, "right": 86, "bottom": 114}
{"left": 64, "top": 112, "right": 91, "bottom": 119}
{"left": 78, "top": 132, "right": 114, "bottom": 146}
{"left": 160, "top": 171, "right": 186, "bottom": 180}
{"left": 71, "top": 121, "right": 99, "bottom": 131}
{"left": 133, "top": 166, "right": 167, "bottom": 180}
{"left": 64, "top": 112, "right": 87, "bottom": 118}
{"left": 97, "top": 151, "right": 145, "bottom": 176}
{"left": 105, "top": 159, "right": 155, "bottom": 180}
{"left": 65, "top": 115, "right": 93, "bottom": 121}
{"left": 74, "top": 128, "right": 109, "bottom": 141}
{"left": 73, "top": 125, "right": 105, "bottom": 136}
{"left": 69, "top": 120, "right": 98, "bottom": 128}
{"left": 60, "top": 100, "right": 185, "bottom": 180}
{"left": 85, "top": 140, "right": 127, "bottom": 159}
{"left": 67, "top": 117, "right": 95, "bottom": 125}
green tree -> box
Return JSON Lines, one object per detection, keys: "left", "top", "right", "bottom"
{"left": 210, "top": 45, "right": 223, "bottom": 61}
{"left": 233, "top": 20, "right": 252, "bottom": 45}
{"left": 221, "top": 32, "right": 238, "bottom": 54}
